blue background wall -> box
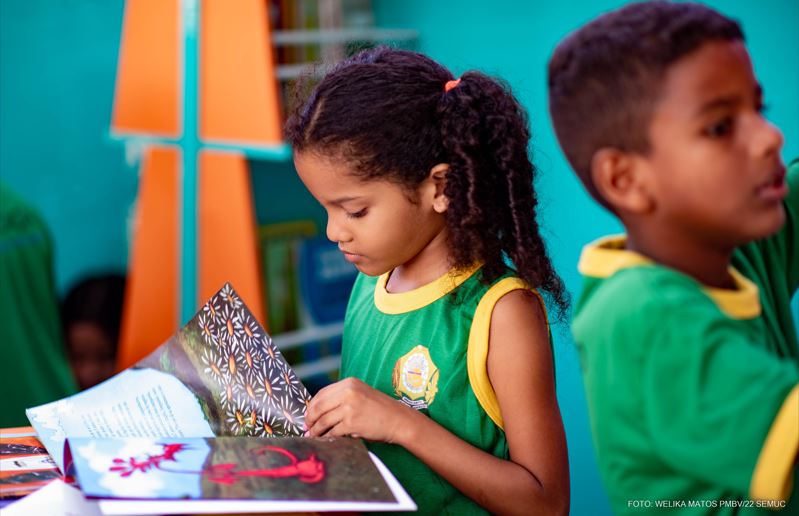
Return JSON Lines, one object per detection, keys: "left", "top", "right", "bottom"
{"left": 1, "top": 1, "right": 797, "bottom": 513}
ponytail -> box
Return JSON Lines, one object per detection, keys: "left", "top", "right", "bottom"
{"left": 438, "top": 73, "right": 569, "bottom": 318}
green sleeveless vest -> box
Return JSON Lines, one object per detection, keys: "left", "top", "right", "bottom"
{"left": 341, "top": 265, "right": 541, "bottom": 514}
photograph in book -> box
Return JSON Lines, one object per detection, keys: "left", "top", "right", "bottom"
{"left": 27, "top": 283, "right": 312, "bottom": 472}
{"left": 66, "top": 436, "right": 396, "bottom": 503}
{"left": 0, "top": 428, "right": 65, "bottom": 498}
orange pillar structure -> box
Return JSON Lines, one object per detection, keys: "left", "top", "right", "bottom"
{"left": 114, "top": 0, "right": 282, "bottom": 370}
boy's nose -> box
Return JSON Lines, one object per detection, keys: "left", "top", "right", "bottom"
{"left": 752, "top": 117, "right": 783, "bottom": 158}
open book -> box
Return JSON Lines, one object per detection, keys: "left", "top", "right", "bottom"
{"left": 24, "top": 283, "right": 415, "bottom": 513}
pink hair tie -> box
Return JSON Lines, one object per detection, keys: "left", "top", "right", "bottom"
{"left": 444, "top": 78, "right": 461, "bottom": 92}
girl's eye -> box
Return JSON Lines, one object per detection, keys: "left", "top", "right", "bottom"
{"left": 346, "top": 208, "right": 368, "bottom": 219}
{"left": 704, "top": 116, "right": 734, "bottom": 138}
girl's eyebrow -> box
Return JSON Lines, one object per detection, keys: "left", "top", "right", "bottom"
{"left": 329, "top": 196, "right": 363, "bottom": 206}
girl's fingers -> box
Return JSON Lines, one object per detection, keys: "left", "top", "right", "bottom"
{"left": 305, "top": 386, "right": 345, "bottom": 427}
{"left": 322, "top": 422, "right": 351, "bottom": 438}
{"left": 305, "top": 378, "right": 368, "bottom": 435}
{"left": 308, "top": 407, "right": 345, "bottom": 437}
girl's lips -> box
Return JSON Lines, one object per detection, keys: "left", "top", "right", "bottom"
{"left": 341, "top": 251, "right": 361, "bottom": 263}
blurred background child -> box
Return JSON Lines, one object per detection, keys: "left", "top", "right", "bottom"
{"left": 0, "top": 183, "right": 77, "bottom": 427}
{"left": 61, "top": 274, "right": 126, "bottom": 390}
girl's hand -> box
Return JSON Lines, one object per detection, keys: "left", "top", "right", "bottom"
{"left": 304, "top": 377, "right": 416, "bottom": 443}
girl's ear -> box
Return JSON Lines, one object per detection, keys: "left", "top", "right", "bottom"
{"left": 428, "top": 163, "right": 450, "bottom": 213}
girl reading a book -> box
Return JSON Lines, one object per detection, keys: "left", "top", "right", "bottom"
{"left": 286, "top": 47, "right": 570, "bottom": 515}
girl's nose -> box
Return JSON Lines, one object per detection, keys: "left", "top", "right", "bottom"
{"left": 326, "top": 217, "right": 352, "bottom": 244}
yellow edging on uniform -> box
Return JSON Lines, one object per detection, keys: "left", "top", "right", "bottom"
{"left": 466, "top": 277, "right": 544, "bottom": 430}
{"left": 577, "top": 234, "right": 653, "bottom": 276}
{"left": 374, "top": 264, "right": 480, "bottom": 314}
{"left": 750, "top": 384, "right": 799, "bottom": 502}
{"left": 702, "top": 268, "right": 761, "bottom": 320}
{"left": 578, "top": 235, "right": 760, "bottom": 319}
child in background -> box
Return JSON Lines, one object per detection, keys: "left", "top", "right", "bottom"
{"left": 287, "top": 47, "right": 570, "bottom": 514}
{"left": 0, "top": 183, "right": 77, "bottom": 427}
{"left": 547, "top": 2, "right": 798, "bottom": 513}
{"left": 61, "top": 274, "right": 126, "bottom": 390}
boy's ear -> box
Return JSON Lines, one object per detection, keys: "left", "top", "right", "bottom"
{"left": 590, "top": 148, "right": 654, "bottom": 215}
{"left": 428, "top": 163, "right": 450, "bottom": 213}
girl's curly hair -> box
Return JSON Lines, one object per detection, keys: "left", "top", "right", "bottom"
{"left": 286, "top": 47, "right": 568, "bottom": 318}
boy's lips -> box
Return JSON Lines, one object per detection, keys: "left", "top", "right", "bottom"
{"left": 756, "top": 166, "right": 788, "bottom": 202}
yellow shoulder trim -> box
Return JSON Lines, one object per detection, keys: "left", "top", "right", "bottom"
{"left": 750, "top": 385, "right": 799, "bottom": 502}
{"left": 578, "top": 234, "right": 760, "bottom": 320}
{"left": 577, "top": 235, "right": 653, "bottom": 276}
{"left": 374, "top": 264, "right": 480, "bottom": 314}
{"left": 467, "top": 277, "right": 546, "bottom": 430}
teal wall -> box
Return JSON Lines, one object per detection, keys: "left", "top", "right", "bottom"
{"left": 371, "top": 1, "right": 799, "bottom": 514}
{"left": 0, "top": 0, "right": 134, "bottom": 295}
{"left": 0, "top": 0, "right": 331, "bottom": 295}
{"left": 0, "top": 1, "right": 797, "bottom": 513}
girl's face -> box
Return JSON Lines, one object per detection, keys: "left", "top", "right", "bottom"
{"left": 294, "top": 151, "right": 448, "bottom": 277}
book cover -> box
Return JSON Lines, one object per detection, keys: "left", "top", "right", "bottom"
{"left": 61, "top": 436, "right": 415, "bottom": 513}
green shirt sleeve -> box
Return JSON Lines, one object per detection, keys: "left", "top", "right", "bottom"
{"left": 642, "top": 281, "right": 798, "bottom": 498}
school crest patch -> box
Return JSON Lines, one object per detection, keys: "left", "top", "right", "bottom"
{"left": 392, "top": 345, "right": 439, "bottom": 410}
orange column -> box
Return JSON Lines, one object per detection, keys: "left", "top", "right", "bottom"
{"left": 112, "top": 0, "right": 180, "bottom": 137}
{"left": 117, "top": 147, "right": 180, "bottom": 369}
{"left": 201, "top": 0, "right": 283, "bottom": 143}
{"left": 198, "top": 151, "right": 266, "bottom": 323}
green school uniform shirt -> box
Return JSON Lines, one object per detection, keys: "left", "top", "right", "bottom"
{"left": 572, "top": 159, "right": 799, "bottom": 515}
{"left": 0, "top": 184, "right": 77, "bottom": 427}
{"left": 341, "top": 265, "right": 546, "bottom": 515}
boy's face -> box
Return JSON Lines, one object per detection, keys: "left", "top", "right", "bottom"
{"left": 641, "top": 40, "right": 786, "bottom": 248}
{"left": 294, "top": 151, "right": 447, "bottom": 277}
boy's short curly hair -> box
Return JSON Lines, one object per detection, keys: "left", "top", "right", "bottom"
{"left": 547, "top": 1, "right": 743, "bottom": 210}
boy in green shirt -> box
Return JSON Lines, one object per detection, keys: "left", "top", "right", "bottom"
{"left": 547, "top": 2, "right": 797, "bottom": 514}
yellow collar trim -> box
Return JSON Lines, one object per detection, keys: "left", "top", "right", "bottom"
{"left": 578, "top": 235, "right": 761, "bottom": 320}
{"left": 374, "top": 264, "right": 481, "bottom": 314}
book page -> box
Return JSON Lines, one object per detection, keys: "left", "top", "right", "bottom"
{"left": 27, "top": 369, "right": 214, "bottom": 472}
{"left": 1, "top": 479, "right": 103, "bottom": 516}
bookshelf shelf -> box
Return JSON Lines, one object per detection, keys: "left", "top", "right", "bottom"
{"left": 109, "top": 134, "right": 293, "bottom": 162}
{"left": 272, "top": 28, "right": 418, "bottom": 46}
{"left": 294, "top": 354, "right": 344, "bottom": 380}
{"left": 273, "top": 321, "right": 345, "bottom": 352}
